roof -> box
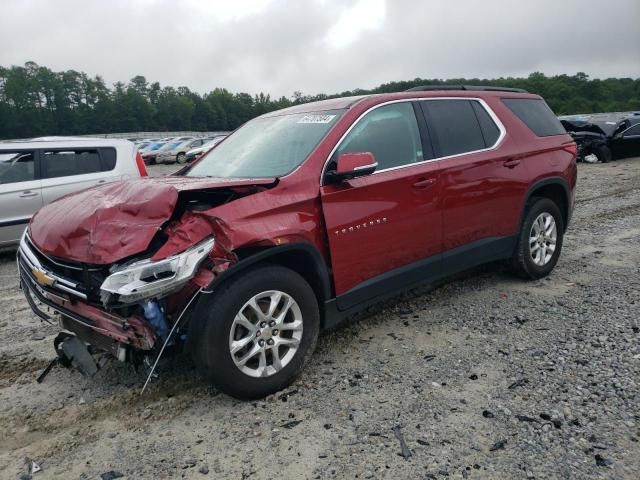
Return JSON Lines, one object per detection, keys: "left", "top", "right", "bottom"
{"left": 406, "top": 85, "right": 528, "bottom": 93}
{"left": 263, "top": 88, "right": 537, "bottom": 117}
{"left": 262, "top": 95, "right": 370, "bottom": 116}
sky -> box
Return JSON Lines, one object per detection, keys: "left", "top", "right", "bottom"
{"left": 1, "top": 0, "right": 639, "bottom": 98}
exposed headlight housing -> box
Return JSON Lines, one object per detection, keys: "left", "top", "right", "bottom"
{"left": 100, "top": 237, "right": 214, "bottom": 304}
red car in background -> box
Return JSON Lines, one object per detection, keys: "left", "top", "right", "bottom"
{"left": 18, "top": 87, "right": 576, "bottom": 399}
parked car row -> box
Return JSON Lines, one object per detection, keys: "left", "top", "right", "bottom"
{"left": 136, "top": 135, "right": 227, "bottom": 165}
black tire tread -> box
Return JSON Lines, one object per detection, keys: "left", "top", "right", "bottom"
{"left": 187, "top": 264, "right": 319, "bottom": 400}
{"left": 512, "top": 197, "right": 564, "bottom": 280}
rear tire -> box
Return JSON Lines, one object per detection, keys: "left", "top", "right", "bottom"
{"left": 512, "top": 197, "right": 564, "bottom": 279}
{"left": 188, "top": 265, "right": 319, "bottom": 400}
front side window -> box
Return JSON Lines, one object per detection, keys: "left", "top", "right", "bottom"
{"left": 42, "top": 149, "right": 104, "bottom": 179}
{"left": 623, "top": 124, "right": 640, "bottom": 137}
{"left": 336, "top": 102, "right": 423, "bottom": 171}
{"left": 0, "top": 151, "right": 35, "bottom": 184}
{"left": 187, "top": 110, "right": 343, "bottom": 178}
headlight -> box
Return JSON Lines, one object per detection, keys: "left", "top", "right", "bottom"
{"left": 100, "top": 237, "right": 214, "bottom": 304}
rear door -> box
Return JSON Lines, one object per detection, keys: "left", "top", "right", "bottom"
{"left": 0, "top": 149, "right": 42, "bottom": 246}
{"left": 419, "top": 98, "right": 517, "bottom": 251}
{"left": 40, "top": 147, "right": 119, "bottom": 204}
{"left": 321, "top": 101, "right": 443, "bottom": 303}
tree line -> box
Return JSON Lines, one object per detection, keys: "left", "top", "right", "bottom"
{"left": 1, "top": 62, "right": 638, "bottom": 139}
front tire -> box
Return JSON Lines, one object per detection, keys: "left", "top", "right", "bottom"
{"left": 594, "top": 145, "right": 612, "bottom": 163}
{"left": 176, "top": 152, "right": 186, "bottom": 164}
{"left": 188, "top": 265, "right": 319, "bottom": 400}
{"left": 512, "top": 197, "right": 564, "bottom": 279}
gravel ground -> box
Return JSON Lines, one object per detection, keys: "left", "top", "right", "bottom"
{"left": 0, "top": 159, "right": 639, "bottom": 479}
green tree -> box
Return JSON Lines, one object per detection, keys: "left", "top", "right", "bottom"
{"left": 1, "top": 61, "right": 639, "bottom": 139}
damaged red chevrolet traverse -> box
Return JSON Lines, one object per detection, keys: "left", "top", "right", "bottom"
{"left": 19, "top": 87, "right": 577, "bottom": 399}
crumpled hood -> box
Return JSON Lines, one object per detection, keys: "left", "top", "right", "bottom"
{"left": 29, "top": 176, "right": 276, "bottom": 265}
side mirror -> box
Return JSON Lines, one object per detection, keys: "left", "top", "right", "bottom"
{"left": 328, "top": 152, "right": 377, "bottom": 182}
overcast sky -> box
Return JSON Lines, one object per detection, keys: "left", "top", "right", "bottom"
{"left": 2, "top": 0, "right": 639, "bottom": 98}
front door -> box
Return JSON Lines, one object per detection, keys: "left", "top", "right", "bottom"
{"left": 611, "top": 123, "right": 640, "bottom": 159}
{"left": 320, "top": 102, "right": 443, "bottom": 306}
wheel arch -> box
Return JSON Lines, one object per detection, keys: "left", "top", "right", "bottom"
{"left": 206, "top": 243, "right": 333, "bottom": 323}
{"left": 521, "top": 177, "right": 570, "bottom": 232}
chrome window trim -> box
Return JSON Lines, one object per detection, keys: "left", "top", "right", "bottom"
{"left": 320, "top": 97, "right": 506, "bottom": 185}
{"left": 353, "top": 162, "right": 378, "bottom": 171}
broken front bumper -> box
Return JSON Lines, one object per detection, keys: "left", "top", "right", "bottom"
{"left": 17, "top": 236, "right": 157, "bottom": 357}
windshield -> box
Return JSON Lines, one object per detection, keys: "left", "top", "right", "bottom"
{"left": 186, "top": 110, "right": 343, "bottom": 178}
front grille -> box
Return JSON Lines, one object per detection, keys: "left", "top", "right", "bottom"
{"left": 20, "top": 235, "right": 109, "bottom": 304}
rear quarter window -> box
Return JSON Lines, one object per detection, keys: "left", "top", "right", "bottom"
{"left": 100, "top": 147, "right": 117, "bottom": 170}
{"left": 502, "top": 98, "right": 566, "bottom": 137}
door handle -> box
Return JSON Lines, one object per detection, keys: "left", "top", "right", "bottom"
{"left": 97, "top": 179, "right": 107, "bottom": 184}
{"left": 412, "top": 178, "right": 436, "bottom": 189}
{"left": 503, "top": 158, "right": 521, "bottom": 168}
{"left": 19, "top": 190, "right": 38, "bottom": 198}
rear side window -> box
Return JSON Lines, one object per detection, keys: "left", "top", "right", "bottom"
{"left": 502, "top": 98, "right": 565, "bottom": 136}
{"left": 421, "top": 100, "right": 492, "bottom": 157}
{"left": 42, "top": 148, "right": 115, "bottom": 179}
{"left": 471, "top": 102, "right": 501, "bottom": 146}
{"left": 0, "top": 151, "right": 36, "bottom": 184}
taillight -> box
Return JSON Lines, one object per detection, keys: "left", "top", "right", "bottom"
{"left": 562, "top": 142, "right": 577, "bottom": 157}
{"left": 135, "top": 151, "right": 148, "bottom": 177}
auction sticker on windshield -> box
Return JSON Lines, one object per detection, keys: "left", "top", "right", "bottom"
{"left": 297, "top": 114, "right": 336, "bottom": 124}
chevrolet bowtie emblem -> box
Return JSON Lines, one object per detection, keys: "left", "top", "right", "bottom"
{"left": 32, "top": 267, "right": 55, "bottom": 287}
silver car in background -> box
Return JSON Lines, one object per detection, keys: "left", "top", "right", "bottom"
{"left": 184, "top": 135, "right": 227, "bottom": 163}
{"left": 155, "top": 138, "right": 207, "bottom": 164}
{"left": 0, "top": 138, "right": 147, "bottom": 250}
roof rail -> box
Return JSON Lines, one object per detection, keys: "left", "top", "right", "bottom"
{"left": 405, "top": 85, "right": 528, "bottom": 93}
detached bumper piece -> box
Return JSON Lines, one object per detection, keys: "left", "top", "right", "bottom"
{"left": 37, "top": 333, "right": 100, "bottom": 383}
{"left": 57, "top": 333, "right": 99, "bottom": 376}
{"left": 18, "top": 236, "right": 158, "bottom": 356}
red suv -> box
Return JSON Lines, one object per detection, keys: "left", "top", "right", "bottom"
{"left": 18, "top": 87, "right": 577, "bottom": 399}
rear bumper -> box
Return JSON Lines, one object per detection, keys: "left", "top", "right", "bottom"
{"left": 17, "top": 240, "right": 157, "bottom": 354}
